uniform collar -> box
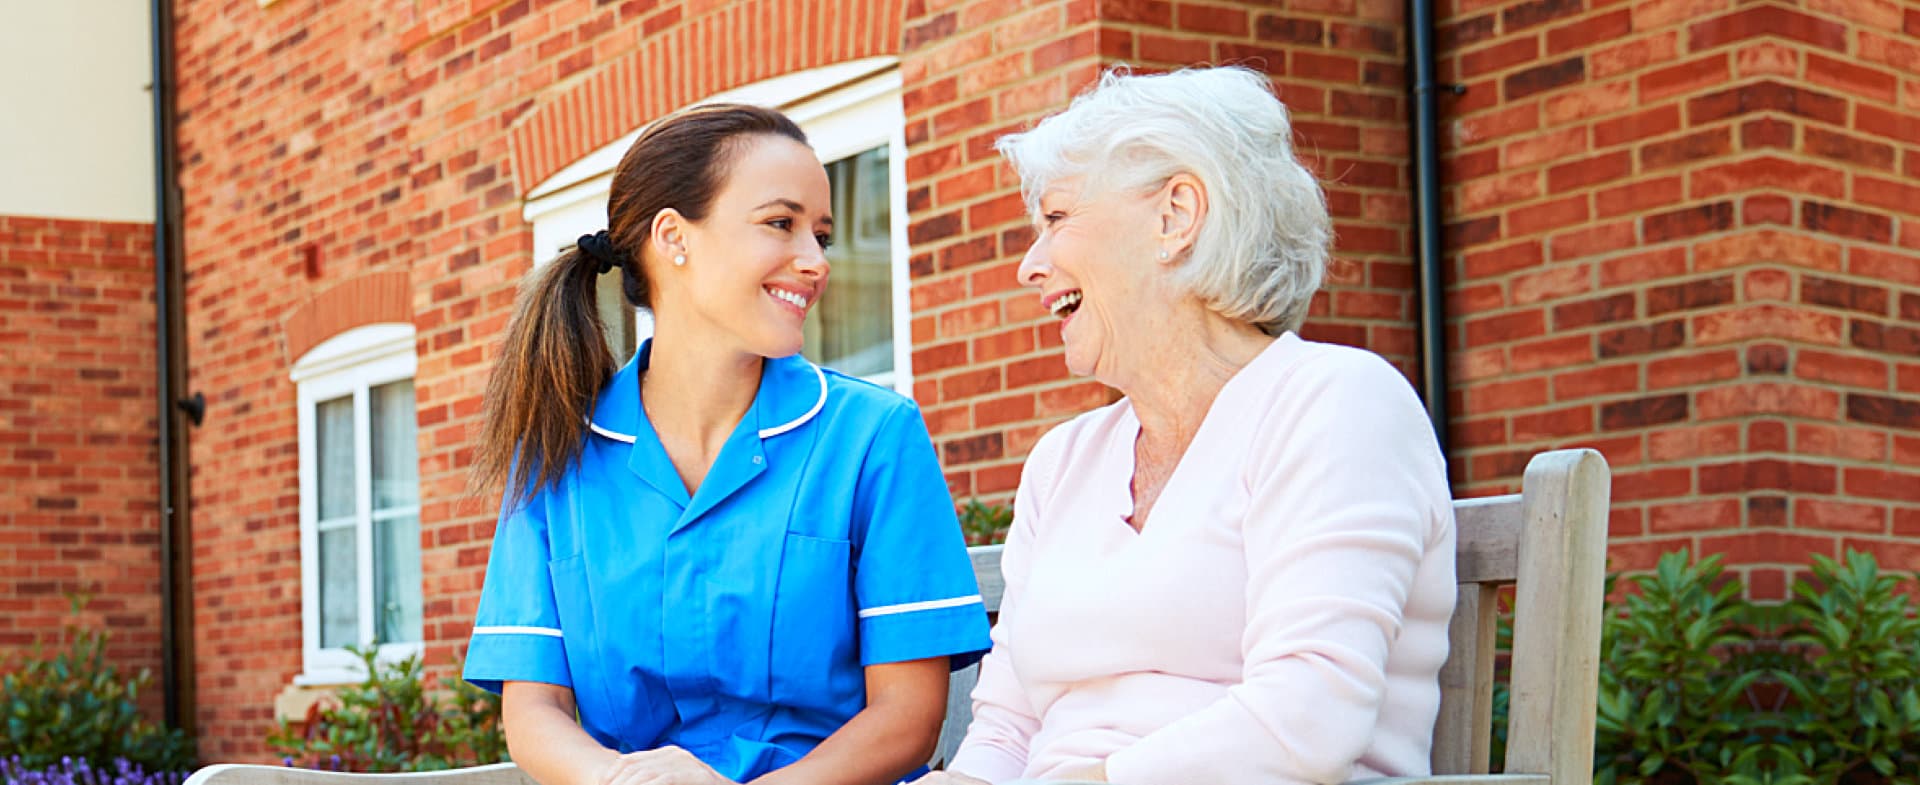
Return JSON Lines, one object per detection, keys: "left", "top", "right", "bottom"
{"left": 586, "top": 339, "right": 828, "bottom": 444}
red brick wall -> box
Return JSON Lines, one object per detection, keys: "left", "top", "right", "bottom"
{"left": 899, "top": 0, "right": 1419, "bottom": 504}
{"left": 1759, "top": 1, "right": 1920, "bottom": 592}
{"left": 174, "top": 0, "right": 433, "bottom": 755}
{"left": 1434, "top": 0, "right": 1920, "bottom": 597}
{"left": 898, "top": 0, "right": 1107, "bottom": 503}
{"left": 0, "top": 214, "right": 163, "bottom": 712}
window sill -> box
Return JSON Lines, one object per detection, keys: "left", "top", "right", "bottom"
{"left": 281, "top": 642, "right": 427, "bottom": 721}
{"left": 292, "top": 667, "right": 366, "bottom": 687}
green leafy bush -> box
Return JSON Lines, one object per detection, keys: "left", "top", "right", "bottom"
{"left": 0, "top": 597, "right": 195, "bottom": 775}
{"left": 1490, "top": 548, "right": 1920, "bottom": 785}
{"left": 958, "top": 499, "right": 1012, "bottom": 546}
{"left": 267, "top": 644, "right": 505, "bottom": 772}
{"left": 1775, "top": 551, "right": 1920, "bottom": 783}
{"left": 1591, "top": 551, "right": 1769, "bottom": 785}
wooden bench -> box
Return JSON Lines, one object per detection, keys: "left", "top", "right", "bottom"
{"left": 186, "top": 449, "right": 1609, "bottom": 785}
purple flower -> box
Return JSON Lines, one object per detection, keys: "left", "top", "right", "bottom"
{"left": 0, "top": 755, "right": 187, "bottom": 785}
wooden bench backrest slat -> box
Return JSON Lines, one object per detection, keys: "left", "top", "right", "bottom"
{"left": 970, "top": 545, "right": 1006, "bottom": 613}
{"left": 1453, "top": 496, "right": 1524, "bottom": 584}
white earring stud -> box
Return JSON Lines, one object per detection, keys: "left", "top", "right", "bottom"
{"left": 1158, "top": 250, "right": 1169, "bottom": 260}
{"left": 673, "top": 254, "right": 687, "bottom": 267}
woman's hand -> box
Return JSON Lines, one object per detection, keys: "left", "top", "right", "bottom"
{"left": 1052, "top": 762, "right": 1107, "bottom": 782}
{"left": 595, "top": 747, "right": 738, "bottom": 785}
{"left": 908, "top": 772, "right": 990, "bottom": 785}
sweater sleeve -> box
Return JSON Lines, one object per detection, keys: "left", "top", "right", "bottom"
{"left": 1104, "top": 351, "right": 1450, "bottom": 785}
{"left": 946, "top": 431, "right": 1059, "bottom": 782}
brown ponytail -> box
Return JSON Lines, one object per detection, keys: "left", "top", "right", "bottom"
{"left": 472, "top": 103, "right": 808, "bottom": 508}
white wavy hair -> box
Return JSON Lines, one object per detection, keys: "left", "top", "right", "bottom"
{"left": 994, "top": 65, "right": 1331, "bottom": 336}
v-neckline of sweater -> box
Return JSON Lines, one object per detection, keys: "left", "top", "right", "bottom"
{"left": 1105, "top": 332, "right": 1297, "bottom": 536}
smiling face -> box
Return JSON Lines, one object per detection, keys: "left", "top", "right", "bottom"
{"left": 1018, "top": 178, "right": 1170, "bottom": 380}
{"left": 656, "top": 134, "right": 834, "bottom": 360}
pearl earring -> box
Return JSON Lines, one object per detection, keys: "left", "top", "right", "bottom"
{"left": 673, "top": 253, "right": 687, "bottom": 267}
{"left": 1158, "top": 250, "right": 1169, "bottom": 260}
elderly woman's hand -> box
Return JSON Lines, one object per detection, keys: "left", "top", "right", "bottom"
{"left": 595, "top": 746, "right": 737, "bottom": 785}
{"left": 910, "top": 771, "right": 991, "bottom": 785}
{"left": 1050, "top": 763, "right": 1106, "bottom": 782}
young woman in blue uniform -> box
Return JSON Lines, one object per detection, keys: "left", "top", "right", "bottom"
{"left": 463, "top": 104, "right": 992, "bottom": 785}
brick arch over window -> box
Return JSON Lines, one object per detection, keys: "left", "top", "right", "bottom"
{"left": 282, "top": 270, "right": 413, "bottom": 363}
{"left": 509, "top": 0, "right": 904, "bottom": 194}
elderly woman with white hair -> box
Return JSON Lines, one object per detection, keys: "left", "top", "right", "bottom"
{"left": 917, "top": 66, "right": 1458, "bottom": 785}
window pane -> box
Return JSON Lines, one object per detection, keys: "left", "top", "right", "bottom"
{"left": 319, "top": 526, "right": 358, "bottom": 648}
{"left": 375, "top": 513, "right": 423, "bottom": 644}
{"left": 804, "top": 145, "right": 893, "bottom": 379}
{"left": 370, "top": 379, "right": 422, "bottom": 645}
{"left": 316, "top": 396, "right": 355, "bottom": 521}
{"left": 369, "top": 380, "right": 419, "bottom": 511}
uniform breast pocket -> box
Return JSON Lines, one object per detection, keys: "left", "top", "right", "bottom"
{"left": 548, "top": 555, "right": 630, "bottom": 744}
{"left": 768, "top": 532, "right": 858, "bottom": 711}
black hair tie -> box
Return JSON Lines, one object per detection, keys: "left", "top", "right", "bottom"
{"left": 577, "top": 231, "right": 622, "bottom": 275}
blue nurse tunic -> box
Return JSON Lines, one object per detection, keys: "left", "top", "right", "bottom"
{"left": 463, "top": 340, "right": 992, "bottom": 781}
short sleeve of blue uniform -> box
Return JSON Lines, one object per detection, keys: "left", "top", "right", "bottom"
{"left": 463, "top": 490, "right": 571, "bottom": 694}
{"left": 851, "top": 402, "right": 992, "bottom": 670}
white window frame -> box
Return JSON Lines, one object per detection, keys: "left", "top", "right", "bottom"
{"left": 522, "top": 56, "right": 914, "bottom": 394}
{"left": 290, "top": 322, "right": 421, "bottom": 685}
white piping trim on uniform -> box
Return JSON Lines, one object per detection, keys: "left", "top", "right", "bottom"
{"left": 587, "top": 419, "right": 636, "bottom": 443}
{"left": 857, "top": 594, "right": 984, "bottom": 619}
{"left": 757, "top": 362, "right": 827, "bottom": 439}
{"left": 472, "top": 625, "right": 564, "bottom": 638}
{"left": 586, "top": 362, "right": 826, "bottom": 443}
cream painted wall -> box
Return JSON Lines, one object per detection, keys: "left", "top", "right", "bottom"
{"left": 0, "top": 2, "right": 155, "bottom": 222}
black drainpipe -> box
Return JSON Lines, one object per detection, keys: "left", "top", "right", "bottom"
{"left": 1407, "top": 0, "right": 1453, "bottom": 457}
{"left": 150, "top": 0, "right": 196, "bottom": 732}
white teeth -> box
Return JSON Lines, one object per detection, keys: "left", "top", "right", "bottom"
{"left": 1049, "top": 291, "right": 1081, "bottom": 317}
{"left": 769, "top": 288, "right": 807, "bottom": 308}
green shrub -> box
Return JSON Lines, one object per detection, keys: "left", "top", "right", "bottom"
{"left": 1775, "top": 551, "right": 1920, "bottom": 783}
{"left": 1591, "top": 551, "right": 1769, "bottom": 785}
{"left": 1488, "top": 548, "right": 1920, "bottom": 785}
{"left": 0, "top": 597, "right": 195, "bottom": 774}
{"left": 958, "top": 499, "right": 1012, "bottom": 546}
{"left": 267, "top": 644, "right": 505, "bottom": 772}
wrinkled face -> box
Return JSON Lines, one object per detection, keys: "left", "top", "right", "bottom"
{"left": 672, "top": 135, "right": 834, "bottom": 360}
{"left": 1016, "top": 178, "right": 1163, "bottom": 380}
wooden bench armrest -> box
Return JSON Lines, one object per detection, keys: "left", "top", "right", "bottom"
{"left": 184, "top": 763, "right": 534, "bottom": 785}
